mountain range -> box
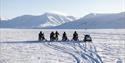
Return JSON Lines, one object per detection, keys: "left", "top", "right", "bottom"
{"left": 53, "top": 12, "right": 125, "bottom": 29}
{"left": 0, "top": 12, "right": 76, "bottom": 28}
{"left": 0, "top": 12, "right": 125, "bottom": 29}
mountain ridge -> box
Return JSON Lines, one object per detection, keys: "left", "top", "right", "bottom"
{"left": 52, "top": 12, "right": 125, "bottom": 29}
{"left": 0, "top": 12, "right": 125, "bottom": 29}
{"left": 0, "top": 12, "right": 76, "bottom": 28}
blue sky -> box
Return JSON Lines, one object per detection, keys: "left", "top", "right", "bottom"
{"left": 0, "top": 0, "right": 125, "bottom": 20}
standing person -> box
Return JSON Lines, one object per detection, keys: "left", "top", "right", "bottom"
{"left": 72, "top": 31, "right": 78, "bottom": 41}
{"left": 50, "top": 31, "right": 55, "bottom": 41}
{"left": 38, "top": 31, "right": 42, "bottom": 41}
{"left": 41, "top": 32, "right": 45, "bottom": 41}
{"left": 62, "top": 32, "right": 68, "bottom": 41}
{"left": 55, "top": 31, "right": 59, "bottom": 41}
{"left": 38, "top": 31, "right": 45, "bottom": 41}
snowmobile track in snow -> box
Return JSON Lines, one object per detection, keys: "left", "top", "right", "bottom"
{"left": 43, "top": 42, "right": 103, "bottom": 63}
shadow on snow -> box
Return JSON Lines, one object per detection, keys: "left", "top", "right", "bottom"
{"left": 0, "top": 40, "right": 90, "bottom": 44}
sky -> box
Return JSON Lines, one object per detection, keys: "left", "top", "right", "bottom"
{"left": 0, "top": 0, "right": 125, "bottom": 20}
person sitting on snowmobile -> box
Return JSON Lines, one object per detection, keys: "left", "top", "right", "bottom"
{"left": 55, "top": 31, "right": 59, "bottom": 41}
{"left": 50, "top": 31, "right": 55, "bottom": 41}
{"left": 62, "top": 32, "right": 68, "bottom": 41}
{"left": 72, "top": 31, "right": 79, "bottom": 41}
{"left": 38, "top": 31, "right": 45, "bottom": 41}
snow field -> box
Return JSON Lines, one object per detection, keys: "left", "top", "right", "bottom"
{"left": 0, "top": 29, "right": 125, "bottom": 63}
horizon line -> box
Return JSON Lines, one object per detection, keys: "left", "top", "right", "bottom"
{"left": 1, "top": 11, "right": 124, "bottom": 20}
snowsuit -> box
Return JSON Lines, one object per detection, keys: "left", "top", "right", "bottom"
{"left": 62, "top": 32, "right": 68, "bottom": 41}
{"left": 55, "top": 31, "right": 59, "bottom": 41}
{"left": 39, "top": 31, "right": 45, "bottom": 41}
{"left": 72, "top": 31, "right": 78, "bottom": 41}
{"left": 50, "top": 32, "right": 55, "bottom": 41}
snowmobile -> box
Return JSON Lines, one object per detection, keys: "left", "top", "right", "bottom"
{"left": 38, "top": 31, "right": 47, "bottom": 41}
{"left": 83, "top": 35, "right": 92, "bottom": 42}
{"left": 71, "top": 37, "right": 79, "bottom": 41}
{"left": 55, "top": 31, "right": 59, "bottom": 41}
{"left": 50, "top": 31, "right": 56, "bottom": 41}
{"left": 71, "top": 31, "right": 79, "bottom": 41}
{"left": 62, "top": 32, "right": 69, "bottom": 41}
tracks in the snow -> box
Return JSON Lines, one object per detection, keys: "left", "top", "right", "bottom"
{"left": 43, "top": 42, "right": 103, "bottom": 63}
{"left": 0, "top": 41, "right": 103, "bottom": 63}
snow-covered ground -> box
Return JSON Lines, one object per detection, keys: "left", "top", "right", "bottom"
{"left": 0, "top": 29, "right": 125, "bottom": 63}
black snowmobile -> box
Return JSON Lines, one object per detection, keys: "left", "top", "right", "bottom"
{"left": 83, "top": 34, "right": 92, "bottom": 42}
{"left": 38, "top": 31, "right": 47, "bottom": 41}
{"left": 62, "top": 32, "right": 69, "bottom": 41}
{"left": 50, "top": 31, "right": 55, "bottom": 41}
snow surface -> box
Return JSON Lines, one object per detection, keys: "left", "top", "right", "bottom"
{"left": 0, "top": 29, "right": 125, "bottom": 63}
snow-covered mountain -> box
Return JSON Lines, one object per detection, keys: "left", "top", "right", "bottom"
{"left": 0, "top": 12, "right": 76, "bottom": 28}
{"left": 1, "top": 12, "right": 124, "bottom": 29}
{"left": 53, "top": 12, "right": 125, "bottom": 29}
